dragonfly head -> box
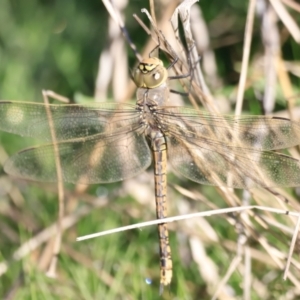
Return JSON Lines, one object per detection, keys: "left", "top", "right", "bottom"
{"left": 133, "top": 57, "right": 168, "bottom": 89}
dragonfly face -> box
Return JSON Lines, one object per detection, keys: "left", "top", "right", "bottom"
{"left": 133, "top": 57, "right": 168, "bottom": 88}
{"left": 1, "top": 55, "right": 300, "bottom": 292}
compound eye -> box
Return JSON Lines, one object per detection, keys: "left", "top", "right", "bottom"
{"left": 132, "top": 68, "right": 144, "bottom": 87}
{"left": 144, "top": 68, "right": 167, "bottom": 88}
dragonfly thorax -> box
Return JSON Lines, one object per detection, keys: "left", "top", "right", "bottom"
{"left": 133, "top": 57, "right": 168, "bottom": 89}
{"left": 136, "top": 83, "right": 170, "bottom": 136}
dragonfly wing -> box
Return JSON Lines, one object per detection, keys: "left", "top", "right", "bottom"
{"left": 0, "top": 101, "right": 138, "bottom": 141}
{"left": 167, "top": 135, "right": 300, "bottom": 188}
{"left": 4, "top": 128, "right": 151, "bottom": 184}
{"left": 158, "top": 107, "right": 300, "bottom": 150}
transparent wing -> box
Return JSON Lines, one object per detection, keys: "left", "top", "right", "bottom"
{"left": 157, "top": 106, "right": 300, "bottom": 188}
{"left": 4, "top": 127, "right": 152, "bottom": 184}
{"left": 0, "top": 101, "right": 139, "bottom": 141}
{"left": 167, "top": 134, "right": 300, "bottom": 188}
{"left": 157, "top": 107, "right": 300, "bottom": 150}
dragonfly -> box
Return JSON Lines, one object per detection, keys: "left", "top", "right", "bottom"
{"left": 1, "top": 56, "right": 300, "bottom": 292}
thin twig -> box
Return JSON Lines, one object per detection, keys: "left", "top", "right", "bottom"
{"left": 235, "top": 0, "right": 257, "bottom": 115}
{"left": 270, "top": 0, "right": 300, "bottom": 43}
{"left": 77, "top": 205, "right": 300, "bottom": 241}
{"left": 284, "top": 215, "right": 300, "bottom": 279}
{"left": 42, "top": 90, "right": 68, "bottom": 278}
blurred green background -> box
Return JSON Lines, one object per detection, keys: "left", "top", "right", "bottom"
{"left": 1, "top": 0, "right": 300, "bottom": 299}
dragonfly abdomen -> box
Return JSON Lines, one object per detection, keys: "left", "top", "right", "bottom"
{"left": 151, "top": 130, "right": 173, "bottom": 291}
